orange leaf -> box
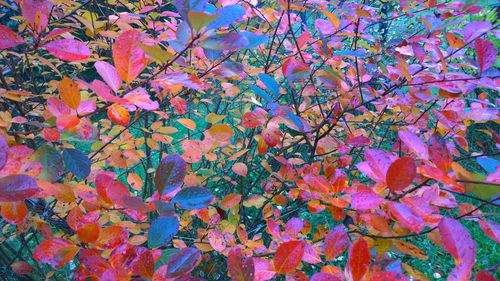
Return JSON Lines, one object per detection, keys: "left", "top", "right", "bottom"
{"left": 32, "top": 238, "right": 79, "bottom": 269}
{"left": 107, "top": 103, "right": 130, "bottom": 126}
{"left": 220, "top": 193, "right": 242, "bottom": 209}
{"left": 208, "top": 124, "right": 233, "bottom": 142}
{"left": 77, "top": 222, "right": 100, "bottom": 243}
{"left": 58, "top": 76, "right": 80, "bottom": 109}
{"left": 1, "top": 201, "right": 28, "bottom": 226}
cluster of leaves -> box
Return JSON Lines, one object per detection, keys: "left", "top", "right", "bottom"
{"left": 0, "top": 0, "right": 499, "bottom": 280}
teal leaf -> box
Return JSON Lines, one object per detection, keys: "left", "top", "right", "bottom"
{"left": 259, "top": 73, "right": 280, "bottom": 96}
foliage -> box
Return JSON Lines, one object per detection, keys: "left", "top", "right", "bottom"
{"left": 0, "top": 0, "right": 499, "bottom": 280}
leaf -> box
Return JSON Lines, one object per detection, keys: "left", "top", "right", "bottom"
{"left": 123, "top": 87, "right": 159, "bottom": 110}
{"left": 463, "top": 21, "right": 492, "bottom": 42}
{"left": 1, "top": 201, "right": 28, "bottom": 225}
{"left": 207, "top": 4, "right": 245, "bottom": 30}
{"left": 438, "top": 217, "right": 476, "bottom": 281}
{"left": 107, "top": 103, "right": 130, "bottom": 126}
{"left": 350, "top": 190, "right": 384, "bottom": 211}
{"left": 94, "top": 61, "right": 122, "bottom": 93}
{"left": 11, "top": 261, "right": 32, "bottom": 275}
{"left": 0, "top": 134, "right": 7, "bottom": 170}
{"left": 166, "top": 247, "right": 201, "bottom": 278}
{"left": 207, "top": 124, "right": 233, "bottom": 142}
{"left": 476, "top": 157, "right": 499, "bottom": 173}
{"left": 113, "top": 30, "right": 149, "bottom": 84}
{"left": 44, "top": 39, "right": 90, "bottom": 61}
{"left": 63, "top": 148, "right": 90, "bottom": 179}
{"left": 58, "top": 77, "right": 80, "bottom": 109}
{"left": 177, "top": 118, "right": 197, "bottom": 130}
{"left": 334, "top": 50, "right": 366, "bottom": 58}
{"left": 284, "top": 109, "right": 305, "bottom": 132}
{"left": 227, "top": 247, "right": 255, "bottom": 281}
{"left": 474, "top": 38, "right": 496, "bottom": 73}
{"left": 476, "top": 270, "right": 496, "bottom": 281}
{"left": 446, "top": 32, "right": 464, "bottom": 49}
{"left": 32, "top": 238, "right": 79, "bottom": 269}
{"left": 387, "top": 202, "right": 426, "bottom": 233}
{"left": 478, "top": 219, "right": 500, "bottom": 243}
{"left": 207, "top": 229, "right": 226, "bottom": 252}
{"left": 187, "top": 11, "right": 219, "bottom": 31}
{"left": 250, "top": 85, "right": 273, "bottom": 104}
{"left": 173, "top": 0, "right": 207, "bottom": 20}
{"left": 154, "top": 154, "right": 186, "bottom": 196}
{"left": 77, "top": 223, "right": 100, "bottom": 243}
{"left": 282, "top": 58, "right": 309, "bottom": 81}
{"left": 96, "top": 225, "right": 129, "bottom": 249}
{"left": 148, "top": 216, "right": 179, "bottom": 248}
{"left": 258, "top": 73, "right": 279, "bottom": 96}
{"left": 171, "top": 187, "right": 214, "bottom": 209}
{"left": 200, "top": 33, "right": 249, "bottom": 50}
{"left": 322, "top": 10, "right": 340, "bottom": 29}
{"left": 274, "top": 240, "right": 305, "bottom": 274}
{"left": 386, "top": 157, "right": 417, "bottom": 191}
{"left": 347, "top": 238, "right": 370, "bottom": 281}
{"left": 231, "top": 163, "right": 248, "bottom": 177}
{"left": 393, "top": 240, "right": 428, "bottom": 260}
{"left": 31, "top": 145, "right": 64, "bottom": 181}
{"left": 0, "top": 24, "right": 24, "bottom": 50}
{"left": 398, "top": 131, "right": 429, "bottom": 160}
{"left": 370, "top": 271, "right": 409, "bottom": 281}
{"left": 324, "top": 225, "right": 348, "bottom": 260}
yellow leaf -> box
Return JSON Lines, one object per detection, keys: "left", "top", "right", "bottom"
{"left": 58, "top": 77, "right": 80, "bottom": 109}
{"left": 322, "top": 10, "right": 340, "bottom": 29}
{"left": 205, "top": 113, "right": 226, "bottom": 124}
{"left": 208, "top": 124, "right": 233, "bottom": 142}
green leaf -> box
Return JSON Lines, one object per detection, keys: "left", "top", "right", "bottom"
{"left": 464, "top": 173, "right": 500, "bottom": 200}
{"left": 148, "top": 216, "right": 179, "bottom": 248}
{"left": 31, "top": 145, "right": 64, "bottom": 181}
{"left": 154, "top": 154, "right": 187, "bottom": 196}
{"left": 62, "top": 148, "right": 90, "bottom": 179}
{"left": 171, "top": 186, "right": 214, "bottom": 209}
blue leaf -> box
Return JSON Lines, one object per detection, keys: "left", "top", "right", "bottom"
{"left": 477, "top": 157, "right": 500, "bottom": 173}
{"left": 148, "top": 216, "right": 179, "bottom": 248}
{"left": 333, "top": 50, "right": 366, "bottom": 58}
{"left": 171, "top": 187, "right": 214, "bottom": 209}
{"left": 284, "top": 109, "right": 304, "bottom": 132}
{"left": 62, "top": 148, "right": 90, "bottom": 179}
{"left": 250, "top": 85, "right": 273, "bottom": 104}
{"left": 258, "top": 73, "right": 280, "bottom": 96}
{"left": 241, "top": 32, "right": 268, "bottom": 48}
{"left": 201, "top": 33, "right": 249, "bottom": 50}
{"left": 207, "top": 5, "right": 245, "bottom": 30}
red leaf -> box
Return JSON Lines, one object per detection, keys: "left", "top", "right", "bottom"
{"left": 274, "top": 240, "right": 305, "bottom": 274}
{"left": 438, "top": 217, "right": 476, "bottom": 281}
{"left": 476, "top": 270, "right": 496, "bottom": 281}
{"left": 11, "top": 261, "right": 32, "bottom": 275}
{"left": 474, "top": 38, "right": 496, "bottom": 73}
{"left": 32, "top": 238, "right": 79, "bottom": 269}
{"left": 478, "top": 219, "right": 500, "bottom": 243}
{"left": 0, "top": 175, "right": 40, "bottom": 202}
{"left": 44, "top": 39, "right": 91, "bottom": 61}
{"left": 386, "top": 157, "right": 417, "bottom": 191}
{"left": 166, "top": 247, "right": 201, "bottom": 278}
{"left": 96, "top": 225, "right": 129, "bottom": 249}
{"left": 0, "top": 25, "right": 24, "bottom": 50}
{"left": 428, "top": 133, "right": 452, "bottom": 172}
{"left": 113, "top": 30, "right": 149, "bottom": 84}
{"left": 398, "top": 131, "right": 429, "bottom": 160}
{"left": 227, "top": 247, "right": 255, "bottom": 281}
{"left": 324, "top": 225, "right": 348, "bottom": 260}
{"left": 282, "top": 58, "right": 309, "bottom": 81}
{"left": 347, "top": 238, "right": 370, "bottom": 281}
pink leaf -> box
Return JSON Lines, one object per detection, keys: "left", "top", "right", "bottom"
{"left": 387, "top": 202, "right": 426, "bottom": 232}
{"left": 123, "top": 88, "right": 159, "bottom": 111}
{"left": 95, "top": 61, "right": 122, "bottom": 93}
{"left": 398, "top": 131, "right": 429, "bottom": 160}
{"left": 351, "top": 190, "right": 384, "bottom": 211}
{"left": 44, "top": 39, "right": 91, "bottom": 61}
{"left": 324, "top": 225, "right": 348, "bottom": 260}
{"left": 463, "top": 21, "right": 492, "bottom": 42}
{"left": 438, "top": 217, "right": 476, "bottom": 281}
